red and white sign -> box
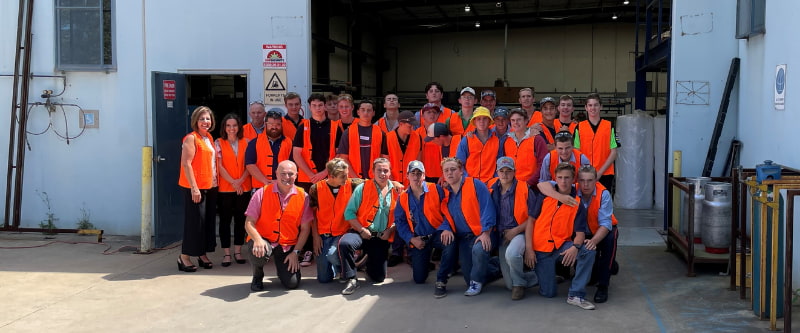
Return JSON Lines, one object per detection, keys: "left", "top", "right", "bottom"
{"left": 262, "top": 44, "right": 287, "bottom": 68}
{"left": 163, "top": 80, "right": 176, "bottom": 100}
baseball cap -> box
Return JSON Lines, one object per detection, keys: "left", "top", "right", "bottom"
{"left": 539, "top": 96, "right": 557, "bottom": 107}
{"left": 460, "top": 87, "right": 476, "bottom": 96}
{"left": 407, "top": 160, "right": 426, "bottom": 173}
{"left": 424, "top": 122, "right": 450, "bottom": 142}
{"left": 493, "top": 106, "right": 510, "bottom": 119}
{"left": 397, "top": 110, "right": 419, "bottom": 127}
{"left": 480, "top": 89, "right": 496, "bottom": 99}
{"left": 470, "top": 106, "right": 494, "bottom": 126}
{"left": 421, "top": 103, "right": 440, "bottom": 113}
{"left": 497, "top": 156, "right": 515, "bottom": 171}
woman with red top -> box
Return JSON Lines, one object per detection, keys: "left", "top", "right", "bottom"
{"left": 215, "top": 113, "right": 251, "bottom": 267}
{"left": 178, "top": 106, "right": 218, "bottom": 272}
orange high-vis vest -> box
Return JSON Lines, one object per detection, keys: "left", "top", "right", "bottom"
{"left": 218, "top": 138, "right": 252, "bottom": 192}
{"left": 465, "top": 134, "right": 500, "bottom": 182}
{"left": 356, "top": 180, "right": 398, "bottom": 241}
{"left": 532, "top": 195, "right": 580, "bottom": 252}
{"left": 447, "top": 111, "right": 476, "bottom": 136}
{"left": 346, "top": 124, "right": 383, "bottom": 179}
{"left": 526, "top": 110, "right": 543, "bottom": 127}
{"left": 585, "top": 182, "right": 618, "bottom": 234}
{"left": 251, "top": 134, "right": 293, "bottom": 188}
{"left": 250, "top": 185, "right": 306, "bottom": 246}
{"left": 577, "top": 119, "right": 615, "bottom": 176}
{"left": 503, "top": 135, "right": 538, "bottom": 182}
{"left": 487, "top": 178, "right": 529, "bottom": 226}
{"left": 419, "top": 106, "right": 453, "bottom": 129}
{"left": 376, "top": 117, "right": 398, "bottom": 133}
{"left": 441, "top": 177, "right": 482, "bottom": 236}
{"left": 540, "top": 124, "right": 557, "bottom": 144}
{"left": 297, "top": 119, "right": 339, "bottom": 183}
{"left": 243, "top": 123, "right": 260, "bottom": 141}
{"left": 179, "top": 131, "right": 215, "bottom": 189}
{"left": 282, "top": 117, "right": 300, "bottom": 143}
{"left": 314, "top": 179, "right": 353, "bottom": 236}
{"left": 386, "top": 130, "right": 422, "bottom": 185}
{"left": 548, "top": 149, "right": 584, "bottom": 183}
{"left": 398, "top": 183, "right": 446, "bottom": 234}
{"left": 554, "top": 119, "right": 578, "bottom": 134}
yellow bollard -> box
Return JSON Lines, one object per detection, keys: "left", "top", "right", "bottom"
{"left": 140, "top": 146, "right": 153, "bottom": 253}
{"left": 672, "top": 151, "right": 682, "bottom": 231}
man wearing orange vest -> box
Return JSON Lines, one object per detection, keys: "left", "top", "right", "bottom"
{"left": 538, "top": 97, "right": 559, "bottom": 150}
{"left": 338, "top": 158, "right": 398, "bottom": 295}
{"left": 555, "top": 95, "right": 578, "bottom": 134}
{"left": 506, "top": 108, "right": 547, "bottom": 185}
{"left": 520, "top": 88, "right": 543, "bottom": 128}
{"left": 455, "top": 107, "right": 505, "bottom": 183}
{"left": 282, "top": 92, "right": 303, "bottom": 142}
{"left": 440, "top": 158, "right": 497, "bottom": 297}
{"left": 385, "top": 111, "right": 422, "bottom": 185}
{"left": 245, "top": 109, "right": 293, "bottom": 189}
{"left": 534, "top": 131, "right": 590, "bottom": 185}
{"left": 524, "top": 163, "right": 596, "bottom": 310}
{"left": 573, "top": 93, "right": 620, "bottom": 194}
{"left": 446, "top": 87, "right": 477, "bottom": 136}
{"left": 337, "top": 100, "right": 389, "bottom": 179}
{"left": 416, "top": 103, "right": 446, "bottom": 183}
{"left": 309, "top": 158, "right": 364, "bottom": 283}
{"left": 418, "top": 82, "right": 453, "bottom": 129}
{"left": 480, "top": 89, "right": 497, "bottom": 113}
{"left": 243, "top": 160, "right": 312, "bottom": 292}
{"left": 242, "top": 101, "right": 266, "bottom": 141}
{"left": 376, "top": 94, "right": 401, "bottom": 133}
{"left": 394, "top": 161, "right": 457, "bottom": 298}
{"left": 293, "top": 94, "right": 343, "bottom": 189}
{"left": 489, "top": 157, "right": 539, "bottom": 301}
{"left": 577, "top": 164, "right": 618, "bottom": 304}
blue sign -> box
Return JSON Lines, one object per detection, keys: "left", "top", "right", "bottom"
{"left": 776, "top": 67, "right": 786, "bottom": 94}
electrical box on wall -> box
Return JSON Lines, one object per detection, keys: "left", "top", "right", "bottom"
{"left": 80, "top": 110, "right": 99, "bottom": 129}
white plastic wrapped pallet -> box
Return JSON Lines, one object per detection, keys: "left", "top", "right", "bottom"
{"left": 653, "top": 115, "right": 667, "bottom": 210}
{"left": 615, "top": 111, "right": 654, "bottom": 209}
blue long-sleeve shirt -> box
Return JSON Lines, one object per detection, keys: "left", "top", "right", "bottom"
{"left": 394, "top": 184, "right": 446, "bottom": 242}
{"left": 440, "top": 178, "right": 496, "bottom": 235}
{"left": 579, "top": 185, "right": 614, "bottom": 233}
{"left": 490, "top": 179, "right": 537, "bottom": 233}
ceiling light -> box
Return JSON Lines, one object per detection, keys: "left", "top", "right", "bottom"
{"left": 475, "top": 21, "right": 481, "bottom": 28}
{"left": 465, "top": 4, "right": 470, "bottom": 12}
{"left": 496, "top": 2, "right": 502, "bottom": 8}
{"left": 612, "top": 13, "right": 618, "bottom": 20}
{"left": 623, "top": 0, "right": 630, "bottom": 4}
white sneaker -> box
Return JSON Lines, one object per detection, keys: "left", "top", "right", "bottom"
{"left": 342, "top": 278, "right": 359, "bottom": 295}
{"left": 464, "top": 281, "right": 483, "bottom": 296}
{"left": 299, "top": 251, "right": 313, "bottom": 267}
{"left": 567, "top": 296, "right": 596, "bottom": 310}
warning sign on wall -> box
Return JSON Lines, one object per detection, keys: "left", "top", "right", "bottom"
{"left": 163, "top": 80, "right": 176, "bottom": 100}
{"left": 262, "top": 44, "right": 287, "bottom": 69}
{"left": 263, "top": 69, "right": 288, "bottom": 104}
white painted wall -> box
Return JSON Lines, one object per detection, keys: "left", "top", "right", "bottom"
{"left": 669, "top": 1, "right": 739, "bottom": 177}
{"left": 0, "top": 0, "right": 311, "bottom": 235}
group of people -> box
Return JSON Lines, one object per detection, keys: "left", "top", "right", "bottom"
{"left": 177, "top": 83, "right": 620, "bottom": 310}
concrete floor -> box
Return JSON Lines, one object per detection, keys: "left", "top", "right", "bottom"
{"left": 0, "top": 209, "right": 787, "bottom": 332}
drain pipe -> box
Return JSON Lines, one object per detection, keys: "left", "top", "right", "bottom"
{"left": 139, "top": 0, "right": 153, "bottom": 253}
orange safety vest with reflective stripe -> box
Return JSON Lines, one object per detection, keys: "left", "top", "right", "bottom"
{"left": 398, "top": 183, "right": 447, "bottom": 234}
{"left": 297, "top": 119, "right": 339, "bottom": 183}
{"left": 251, "top": 134, "right": 293, "bottom": 188}
{"left": 243, "top": 123, "right": 260, "bottom": 141}
{"left": 447, "top": 111, "right": 476, "bottom": 136}
{"left": 532, "top": 195, "right": 580, "bottom": 252}
{"left": 554, "top": 119, "right": 578, "bottom": 134}
{"left": 346, "top": 124, "right": 383, "bottom": 179}
{"left": 218, "top": 138, "right": 252, "bottom": 192}
{"left": 282, "top": 117, "right": 301, "bottom": 143}
{"left": 250, "top": 185, "right": 306, "bottom": 246}
{"left": 577, "top": 119, "right": 615, "bottom": 176}
{"left": 179, "top": 131, "right": 215, "bottom": 189}
{"left": 314, "top": 178, "right": 353, "bottom": 236}
{"left": 487, "top": 178, "right": 529, "bottom": 226}
{"left": 503, "top": 135, "right": 538, "bottom": 182}
{"left": 548, "top": 149, "right": 584, "bottom": 183}
{"left": 526, "top": 110, "right": 543, "bottom": 127}
{"left": 540, "top": 123, "right": 557, "bottom": 144}
{"left": 441, "top": 178, "right": 482, "bottom": 236}
{"left": 376, "top": 117, "right": 397, "bottom": 133}
{"left": 386, "top": 130, "right": 422, "bottom": 185}
{"left": 356, "top": 180, "right": 398, "bottom": 241}
{"left": 415, "top": 127, "right": 441, "bottom": 178}
{"left": 465, "top": 134, "right": 500, "bottom": 182}
{"left": 585, "top": 182, "right": 618, "bottom": 234}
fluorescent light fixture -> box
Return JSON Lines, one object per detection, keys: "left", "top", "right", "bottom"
{"left": 465, "top": 4, "right": 470, "bottom": 12}
{"left": 475, "top": 21, "right": 481, "bottom": 28}
{"left": 612, "top": 13, "right": 618, "bottom": 20}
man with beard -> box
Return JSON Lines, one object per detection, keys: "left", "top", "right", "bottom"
{"left": 245, "top": 109, "right": 293, "bottom": 189}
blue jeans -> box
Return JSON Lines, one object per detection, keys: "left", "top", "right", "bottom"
{"left": 316, "top": 235, "right": 342, "bottom": 283}
{"left": 455, "top": 232, "right": 494, "bottom": 285}
{"left": 408, "top": 230, "right": 457, "bottom": 284}
{"left": 592, "top": 226, "right": 618, "bottom": 288}
{"left": 501, "top": 233, "right": 539, "bottom": 290}
{"left": 534, "top": 241, "right": 595, "bottom": 298}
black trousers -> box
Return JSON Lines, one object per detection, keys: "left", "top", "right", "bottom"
{"left": 217, "top": 191, "right": 250, "bottom": 248}
{"left": 245, "top": 239, "right": 301, "bottom": 289}
{"left": 339, "top": 232, "right": 390, "bottom": 282}
{"left": 182, "top": 187, "right": 218, "bottom": 256}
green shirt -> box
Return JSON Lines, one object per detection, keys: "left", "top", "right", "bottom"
{"left": 344, "top": 180, "right": 395, "bottom": 232}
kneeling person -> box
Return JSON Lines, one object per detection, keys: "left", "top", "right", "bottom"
{"left": 244, "top": 161, "right": 312, "bottom": 291}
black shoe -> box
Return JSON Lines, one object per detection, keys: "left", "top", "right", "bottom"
{"left": 610, "top": 261, "right": 619, "bottom": 275}
{"left": 434, "top": 281, "right": 447, "bottom": 298}
{"left": 177, "top": 258, "right": 197, "bottom": 272}
{"left": 221, "top": 255, "right": 232, "bottom": 267}
{"left": 250, "top": 276, "right": 264, "bottom": 292}
{"left": 197, "top": 256, "right": 213, "bottom": 269}
{"left": 594, "top": 287, "right": 609, "bottom": 303}
{"left": 234, "top": 252, "right": 246, "bottom": 264}
{"left": 387, "top": 255, "right": 403, "bottom": 267}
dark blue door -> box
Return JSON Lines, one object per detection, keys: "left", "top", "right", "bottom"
{"left": 152, "top": 72, "right": 188, "bottom": 248}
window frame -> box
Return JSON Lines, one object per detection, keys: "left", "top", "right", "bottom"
{"left": 736, "top": 0, "right": 766, "bottom": 39}
{"left": 54, "top": 0, "right": 116, "bottom": 71}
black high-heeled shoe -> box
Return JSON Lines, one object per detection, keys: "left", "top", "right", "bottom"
{"left": 177, "top": 258, "right": 197, "bottom": 272}
{"left": 197, "top": 256, "right": 213, "bottom": 269}
{"left": 234, "top": 252, "right": 246, "bottom": 264}
{"left": 221, "top": 255, "right": 232, "bottom": 267}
